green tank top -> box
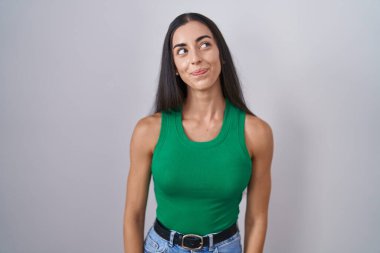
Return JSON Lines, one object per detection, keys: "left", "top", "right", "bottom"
{"left": 151, "top": 97, "right": 252, "bottom": 235}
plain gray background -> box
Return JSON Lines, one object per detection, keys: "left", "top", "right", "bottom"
{"left": 1, "top": 0, "right": 379, "bottom": 252}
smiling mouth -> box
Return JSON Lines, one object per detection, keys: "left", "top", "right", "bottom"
{"left": 191, "top": 69, "right": 208, "bottom": 76}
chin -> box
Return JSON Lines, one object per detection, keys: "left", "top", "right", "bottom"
{"left": 190, "top": 82, "right": 216, "bottom": 91}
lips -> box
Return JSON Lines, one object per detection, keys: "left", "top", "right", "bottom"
{"left": 191, "top": 68, "right": 208, "bottom": 76}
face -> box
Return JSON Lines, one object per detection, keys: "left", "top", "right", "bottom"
{"left": 172, "top": 21, "right": 222, "bottom": 91}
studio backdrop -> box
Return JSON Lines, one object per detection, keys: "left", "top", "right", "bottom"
{"left": 0, "top": 0, "right": 379, "bottom": 252}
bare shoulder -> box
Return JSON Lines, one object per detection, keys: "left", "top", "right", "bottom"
{"left": 131, "top": 112, "right": 162, "bottom": 155}
{"left": 244, "top": 114, "right": 274, "bottom": 158}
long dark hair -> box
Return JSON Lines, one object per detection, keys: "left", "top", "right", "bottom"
{"left": 152, "top": 12, "right": 255, "bottom": 116}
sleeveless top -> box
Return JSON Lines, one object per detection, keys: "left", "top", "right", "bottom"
{"left": 151, "top": 97, "right": 252, "bottom": 235}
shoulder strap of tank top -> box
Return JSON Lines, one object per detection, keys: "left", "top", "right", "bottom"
{"left": 237, "top": 108, "right": 252, "bottom": 160}
{"left": 153, "top": 110, "right": 169, "bottom": 155}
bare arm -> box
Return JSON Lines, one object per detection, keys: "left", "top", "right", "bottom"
{"left": 123, "top": 113, "right": 161, "bottom": 253}
{"left": 243, "top": 115, "right": 274, "bottom": 253}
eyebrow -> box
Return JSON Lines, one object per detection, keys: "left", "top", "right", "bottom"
{"left": 172, "top": 35, "right": 212, "bottom": 49}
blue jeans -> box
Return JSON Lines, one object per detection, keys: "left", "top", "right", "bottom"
{"left": 143, "top": 224, "right": 242, "bottom": 253}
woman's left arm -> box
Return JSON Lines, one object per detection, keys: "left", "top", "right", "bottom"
{"left": 243, "top": 115, "right": 274, "bottom": 253}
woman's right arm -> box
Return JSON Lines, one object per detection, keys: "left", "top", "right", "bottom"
{"left": 123, "top": 113, "right": 161, "bottom": 253}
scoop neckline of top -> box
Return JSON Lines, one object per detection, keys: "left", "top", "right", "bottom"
{"left": 175, "top": 97, "right": 232, "bottom": 148}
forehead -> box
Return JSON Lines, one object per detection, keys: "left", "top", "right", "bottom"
{"left": 172, "top": 21, "right": 213, "bottom": 44}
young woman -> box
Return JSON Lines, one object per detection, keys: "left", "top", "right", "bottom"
{"left": 124, "top": 13, "right": 274, "bottom": 253}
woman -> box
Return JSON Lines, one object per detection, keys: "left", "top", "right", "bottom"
{"left": 124, "top": 13, "right": 273, "bottom": 253}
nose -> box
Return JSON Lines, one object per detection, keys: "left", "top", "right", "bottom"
{"left": 190, "top": 49, "right": 201, "bottom": 65}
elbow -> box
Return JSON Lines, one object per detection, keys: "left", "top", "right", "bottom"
{"left": 245, "top": 214, "right": 268, "bottom": 228}
{"left": 124, "top": 208, "right": 145, "bottom": 230}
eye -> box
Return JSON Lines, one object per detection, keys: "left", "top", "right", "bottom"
{"left": 200, "top": 41, "right": 211, "bottom": 48}
{"left": 177, "top": 48, "right": 187, "bottom": 55}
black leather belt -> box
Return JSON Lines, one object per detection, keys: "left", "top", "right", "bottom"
{"left": 153, "top": 218, "right": 238, "bottom": 250}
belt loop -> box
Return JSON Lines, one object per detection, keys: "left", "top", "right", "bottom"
{"left": 208, "top": 233, "right": 214, "bottom": 251}
{"left": 168, "top": 230, "right": 175, "bottom": 247}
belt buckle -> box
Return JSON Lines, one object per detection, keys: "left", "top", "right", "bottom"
{"left": 181, "top": 234, "right": 204, "bottom": 250}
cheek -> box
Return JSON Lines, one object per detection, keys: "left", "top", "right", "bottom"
{"left": 174, "top": 59, "right": 189, "bottom": 72}
{"left": 210, "top": 54, "right": 221, "bottom": 71}
{"left": 207, "top": 50, "right": 221, "bottom": 66}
